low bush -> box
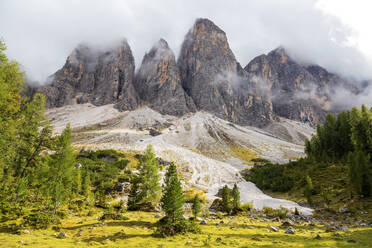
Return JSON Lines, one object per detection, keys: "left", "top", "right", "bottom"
{"left": 263, "top": 207, "right": 288, "bottom": 219}
{"left": 241, "top": 203, "right": 253, "bottom": 212}
{"left": 155, "top": 217, "right": 200, "bottom": 237}
{"left": 22, "top": 210, "right": 59, "bottom": 229}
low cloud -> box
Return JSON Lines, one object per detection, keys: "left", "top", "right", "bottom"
{"left": 0, "top": 0, "right": 371, "bottom": 86}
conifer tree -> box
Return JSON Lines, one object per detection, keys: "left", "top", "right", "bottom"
{"left": 232, "top": 183, "right": 240, "bottom": 214}
{"left": 73, "top": 166, "right": 82, "bottom": 197}
{"left": 82, "top": 170, "right": 91, "bottom": 198}
{"left": 221, "top": 185, "right": 231, "bottom": 213}
{"left": 348, "top": 150, "right": 371, "bottom": 197}
{"left": 161, "top": 163, "right": 184, "bottom": 223}
{"left": 48, "top": 124, "right": 75, "bottom": 215}
{"left": 135, "top": 144, "right": 161, "bottom": 208}
{"left": 192, "top": 194, "right": 201, "bottom": 218}
{"left": 304, "top": 175, "right": 313, "bottom": 205}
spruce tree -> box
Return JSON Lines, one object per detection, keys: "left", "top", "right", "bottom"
{"left": 221, "top": 185, "right": 231, "bottom": 213}
{"left": 73, "top": 166, "right": 82, "bottom": 197}
{"left": 304, "top": 175, "right": 313, "bottom": 205}
{"left": 161, "top": 163, "right": 184, "bottom": 223}
{"left": 192, "top": 194, "right": 201, "bottom": 219}
{"left": 232, "top": 183, "right": 240, "bottom": 214}
{"left": 135, "top": 144, "right": 161, "bottom": 208}
{"left": 82, "top": 170, "right": 91, "bottom": 198}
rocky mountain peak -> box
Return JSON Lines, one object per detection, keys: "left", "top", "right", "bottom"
{"left": 38, "top": 40, "right": 138, "bottom": 110}
{"left": 178, "top": 19, "right": 275, "bottom": 126}
{"left": 134, "top": 39, "right": 195, "bottom": 116}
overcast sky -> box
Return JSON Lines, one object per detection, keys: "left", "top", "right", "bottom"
{"left": 1, "top": 0, "right": 371, "bottom": 83}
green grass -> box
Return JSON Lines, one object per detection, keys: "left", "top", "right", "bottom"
{"left": 1, "top": 210, "right": 371, "bottom": 247}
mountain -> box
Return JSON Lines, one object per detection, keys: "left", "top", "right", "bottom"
{"left": 134, "top": 39, "right": 196, "bottom": 116}
{"left": 34, "top": 18, "right": 366, "bottom": 128}
{"left": 178, "top": 18, "right": 275, "bottom": 127}
{"left": 38, "top": 40, "right": 139, "bottom": 110}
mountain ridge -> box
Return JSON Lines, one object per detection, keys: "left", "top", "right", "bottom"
{"left": 34, "top": 18, "right": 368, "bottom": 127}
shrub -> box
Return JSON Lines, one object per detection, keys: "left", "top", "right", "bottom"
{"left": 241, "top": 203, "right": 253, "bottom": 212}
{"left": 99, "top": 208, "right": 129, "bottom": 221}
{"left": 263, "top": 207, "right": 288, "bottom": 219}
{"left": 155, "top": 217, "right": 199, "bottom": 237}
{"left": 22, "top": 211, "right": 59, "bottom": 229}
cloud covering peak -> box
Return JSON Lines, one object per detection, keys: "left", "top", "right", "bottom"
{"left": 0, "top": 0, "right": 371, "bottom": 83}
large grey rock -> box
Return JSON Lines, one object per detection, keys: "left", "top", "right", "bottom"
{"left": 178, "top": 18, "right": 276, "bottom": 127}
{"left": 38, "top": 40, "right": 139, "bottom": 111}
{"left": 245, "top": 47, "right": 329, "bottom": 126}
{"left": 135, "top": 39, "right": 195, "bottom": 116}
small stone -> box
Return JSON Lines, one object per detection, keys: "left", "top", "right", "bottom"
{"left": 347, "top": 239, "right": 356, "bottom": 243}
{"left": 77, "top": 230, "right": 83, "bottom": 237}
{"left": 18, "top": 240, "right": 24, "bottom": 244}
{"left": 220, "top": 220, "right": 224, "bottom": 224}
{"left": 200, "top": 220, "right": 207, "bottom": 225}
{"left": 185, "top": 241, "right": 192, "bottom": 245}
{"left": 58, "top": 232, "right": 68, "bottom": 239}
{"left": 216, "top": 237, "right": 222, "bottom": 242}
{"left": 285, "top": 227, "right": 296, "bottom": 234}
{"left": 196, "top": 217, "right": 203, "bottom": 221}
{"left": 338, "top": 207, "right": 349, "bottom": 213}
{"left": 154, "top": 213, "right": 162, "bottom": 218}
{"left": 314, "top": 234, "right": 321, "bottom": 239}
{"left": 270, "top": 226, "right": 279, "bottom": 232}
{"left": 23, "top": 230, "right": 30, "bottom": 234}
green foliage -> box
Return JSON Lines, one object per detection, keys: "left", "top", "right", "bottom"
{"left": 263, "top": 207, "right": 288, "bottom": 219}
{"left": 99, "top": 207, "right": 129, "bottom": 221}
{"left": 156, "top": 162, "right": 198, "bottom": 237}
{"left": 128, "top": 145, "right": 161, "bottom": 210}
{"left": 240, "top": 203, "right": 253, "bottom": 212}
{"left": 247, "top": 164, "right": 294, "bottom": 192}
{"left": 22, "top": 210, "right": 58, "bottom": 229}
{"left": 304, "top": 175, "right": 313, "bottom": 205}
{"left": 192, "top": 194, "right": 201, "bottom": 218}
{"left": 231, "top": 183, "right": 241, "bottom": 214}
{"left": 305, "top": 106, "right": 372, "bottom": 198}
{"left": 161, "top": 163, "right": 184, "bottom": 223}
{"left": 221, "top": 185, "right": 231, "bottom": 213}
{"left": 155, "top": 217, "right": 200, "bottom": 237}
{"left": 47, "top": 124, "right": 75, "bottom": 213}
{"left": 348, "top": 150, "right": 372, "bottom": 197}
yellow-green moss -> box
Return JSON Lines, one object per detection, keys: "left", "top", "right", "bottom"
{"left": 230, "top": 146, "right": 258, "bottom": 163}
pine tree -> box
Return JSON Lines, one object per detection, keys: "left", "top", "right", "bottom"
{"left": 192, "top": 194, "right": 201, "bottom": 218}
{"left": 73, "top": 166, "right": 82, "bottom": 197}
{"left": 82, "top": 170, "right": 91, "bottom": 198}
{"left": 348, "top": 150, "right": 371, "bottom": 197}
{"left": 135, "top": 144, "right": 161, "bottom": 208}
{"left": 231, "top": 183, "right": 240, "bottom": 214}
{"left": 304, "top": 175, "right": 313, "bottom": 205}
{"left": 221, "top": 185, "right": 231, "bottom": 213}
{"left": 127, "top": 175, "right": 140, "bottom": 210}
{"left": 161, "top": 163, "right": 184, "bottom": 223}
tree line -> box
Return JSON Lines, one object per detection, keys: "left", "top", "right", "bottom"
{"left": 305, "top": 106, "right": 372, "bottom": 197}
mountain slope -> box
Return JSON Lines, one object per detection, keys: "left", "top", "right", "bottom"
{"left": 46, "top": 103, "right": 313, "bottom": 215}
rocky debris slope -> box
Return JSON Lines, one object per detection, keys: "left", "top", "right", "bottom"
{"left": 46, "top": 103, "right": 313, "bottom": 215}
{"left": 134, "top": 39, "right": 195, "bottom": 116}
{"left": 38, "top": 40, "right": 139, "bottom": 110}
{"left": 178, "top": 18, "right": 275, "bottom": 127}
